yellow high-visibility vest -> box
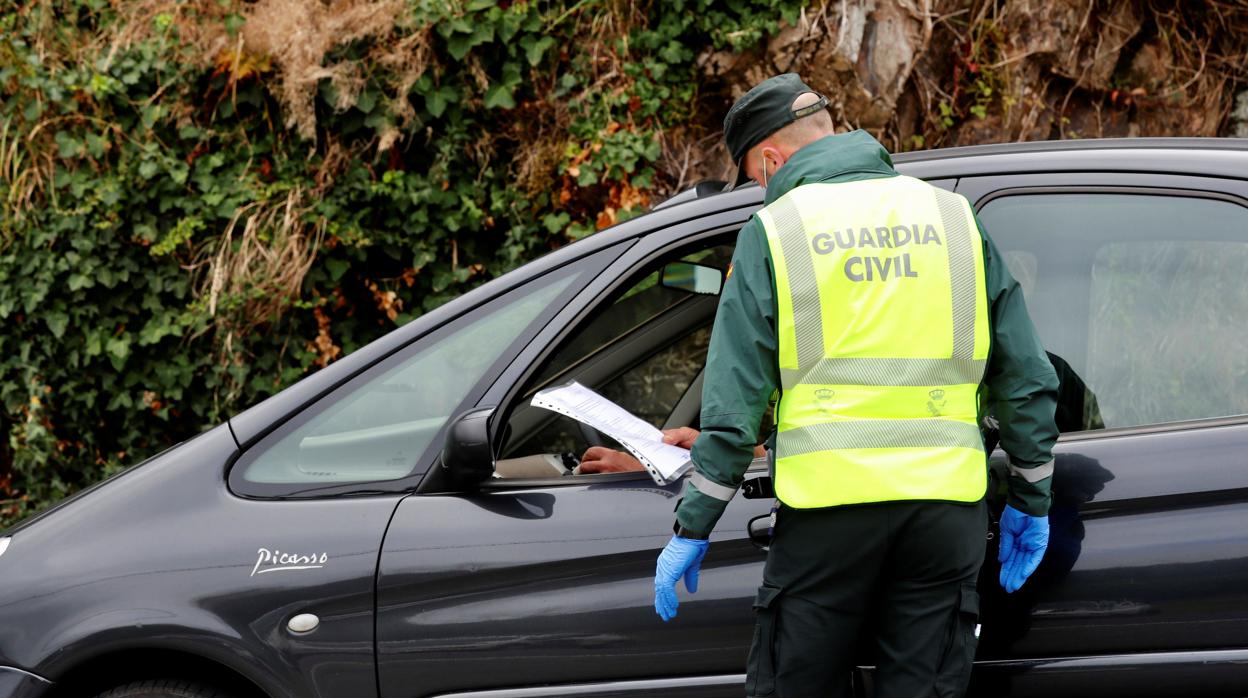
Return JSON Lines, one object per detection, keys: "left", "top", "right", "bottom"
{"left": 759, "top": 175, "right": 990, "bottom": 508}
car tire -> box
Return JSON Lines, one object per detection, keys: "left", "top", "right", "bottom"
{"left": 94, "top": 679, "right": 237, "bottom": 698}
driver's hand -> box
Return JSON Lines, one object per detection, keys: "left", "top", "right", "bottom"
{"left": 578, "top": 447, "right": 645, "bottom": 473}
{"left": 661, "top": 427, "right": 700, "bottom": 450}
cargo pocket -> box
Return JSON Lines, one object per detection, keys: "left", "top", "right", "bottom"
{"left": 935, "top": 582, "right": 980, "bottom": 698}
{"left": 745, "top": 583, "right": 782, "bottom": 698}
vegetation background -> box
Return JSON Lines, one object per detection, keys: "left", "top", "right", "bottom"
{"left": 3, "top": 0, "right": 1247, "bottom": 527}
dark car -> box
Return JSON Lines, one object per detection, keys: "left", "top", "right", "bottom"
{"left": 4, "top": 138, "right": 1248, "bottom": 698}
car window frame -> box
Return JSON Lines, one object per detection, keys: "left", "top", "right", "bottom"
{"left": 520, "top": 273, "right": 721, "bottom": 404}
{"left": 487, "top": 228, "right": 739, "bottom": 487}
{"left": 419, "top": 207, "right": 760, "bottom": 494}
{"left": 226, "top": 244, "right": 626, "bottom": 500}
{"left": 500, "top": 293, "right": 719, "bottom": 454}
{"left": 968, "top": 180, "right": 1248, "bottom": 442}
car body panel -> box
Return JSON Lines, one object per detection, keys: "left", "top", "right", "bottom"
{"left": 377, "top": 475, "right": 773, "bottom": 696}
{"left": 977, "top": 424, "right": 1248, "bottom": 660}
{"left": 0, "top": 424, "right": 400, "bottom": 698}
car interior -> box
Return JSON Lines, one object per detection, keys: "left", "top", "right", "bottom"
{"left": 495, "top": 238, "right": 739, "bottom": 480}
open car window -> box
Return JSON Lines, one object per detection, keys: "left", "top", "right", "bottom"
{"left": 496, "top": 241, "right": 735, "bottom": 477}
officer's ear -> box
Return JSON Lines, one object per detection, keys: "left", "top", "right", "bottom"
{"left": 760, "top": 145, "right": 785, "bottom": 173}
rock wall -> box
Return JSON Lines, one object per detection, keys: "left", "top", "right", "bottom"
{"left": 684, "top": 0, "right": 1247, "bottom": 184}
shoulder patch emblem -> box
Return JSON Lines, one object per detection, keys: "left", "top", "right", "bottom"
{"left": 725, "top": 263, "right": 734, "bottom": 281}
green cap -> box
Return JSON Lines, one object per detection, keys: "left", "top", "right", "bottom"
{"left": 723, "top": 73, "right": 828, "bottom": 187}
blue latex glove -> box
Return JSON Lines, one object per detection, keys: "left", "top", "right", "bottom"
{"left": 654, "top": 535, "right": 710, "bottom": 621}
{"left": 998, "top": 504, "right": 1050, "bottom": 593}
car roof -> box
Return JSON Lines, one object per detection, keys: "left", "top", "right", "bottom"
{"left": 892, "top": 136, "right": 1248, "bottom": 181}
{"left": 894, "top": 136, "right": 1248, "bottom": 162}
{"left": 656, "top": 137, "right": 1248, "bottom": 213}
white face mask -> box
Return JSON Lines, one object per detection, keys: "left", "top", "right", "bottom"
{"left": 762, "top": 157, "right": 769, "bottom": 189}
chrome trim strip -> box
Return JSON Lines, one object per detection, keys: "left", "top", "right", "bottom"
{"left": 431, "top": 674, "right": 746, "bottom": 697}
{"left": 971, "top": 647, "right": 1248, "bottom": 670}
{"left": 0, "top": 664, "right": 53, "bottom": 685}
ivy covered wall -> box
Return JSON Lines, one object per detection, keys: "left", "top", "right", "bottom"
{"left": 0, "top": 0, "right": 806, "bottom": 526}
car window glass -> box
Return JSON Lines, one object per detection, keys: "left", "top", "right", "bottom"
{"left": 239, "top": 269, "right": 580, "bottom": 486}
{"left": 978, "top": 192, "right": 1248, "bottom": 431}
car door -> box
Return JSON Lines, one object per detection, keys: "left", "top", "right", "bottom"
{"left": 375, "top": 212, "right": 778, "bottom": 697}
{"left": 955, "top": 169, "right": 1248, "bottom": 696}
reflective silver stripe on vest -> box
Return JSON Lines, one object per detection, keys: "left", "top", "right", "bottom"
{"left": 687, "top": 471, "right": 738, "bottom": 502}
{"left": 782, "top": 356, "right": 986, "bottom": 388}
{"left": 780, "top": 419, "right": 984, "bottom": 458}
{"left": 1008, "top": 457, "right": 1055, "bottom": 483}
{"left": 769, "top": 196, "right": 825, "bottom": 374}
{"left": 934, "top": 189, "right": 978, "bottom": 361}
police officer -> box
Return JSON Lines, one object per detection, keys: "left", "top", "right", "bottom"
{"left": 652, "top": 74, "right": 1060, "bottom": 698}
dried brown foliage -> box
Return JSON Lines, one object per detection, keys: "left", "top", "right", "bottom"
{"left": 240, "top": 0, "right": 411, "bottom": 141}
{"left": 194, "top": 186, "right": 324, "bottom": 355}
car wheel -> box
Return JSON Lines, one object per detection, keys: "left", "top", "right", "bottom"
{"left": 94, "top": 679, "right": 237, "bottom": 698}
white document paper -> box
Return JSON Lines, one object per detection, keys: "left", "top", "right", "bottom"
{"left": 531, "top": 381, "right": 692, "bottom": 485}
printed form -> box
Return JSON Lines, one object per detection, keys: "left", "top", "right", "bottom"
{"left": 531, "top": 381, "right": 692, "bottom": 485}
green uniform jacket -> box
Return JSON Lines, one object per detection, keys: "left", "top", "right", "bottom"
{"left": 676, "top": 131, "right": 1060, "bottom": 538}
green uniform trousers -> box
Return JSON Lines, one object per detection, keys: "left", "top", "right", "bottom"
{"left": 745, "top": 499, "right": 987, "bottom": 698}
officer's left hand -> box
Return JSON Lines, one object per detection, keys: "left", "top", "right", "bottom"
{"left": 998, "top": 504, "right": 1049, "bottom": 593}
{"left": 654, "top": 535, "right": 709, "bottom": 621}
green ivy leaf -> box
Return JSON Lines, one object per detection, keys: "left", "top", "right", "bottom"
{"left": 446, "top": 34, "right": 474, "bottom": 60}
{"left": 325, "top": 258, "right": 350, "bottom": 282}
{"left": 483, "top": 84, "right": 516, "bottom": 110}
{"left": 84, "top": 132, "right": 108, "bottom": 159}
{"left": 427, "top": 89, "right": 450, "bottom": 118}
{"left": 105, "top": 335, "right": 131, "bottom": 368}
{"left": 67, "top": 273, "right": 94, "bottom": 291}
{"left": 45, "top": 311, "right": 69, "bottom": 339}
{"left": 522, "top": 36, "right": 555, "bottom": 66}
{"left": 542, "top": 211, "right": 570, "bottom": 234}
{"left": 224, "top": 13, "right": 246, "bottom": 36}
{"left": 84, "top": 331, "right": 102, "bottom": 357}
{"left": 55, "top": 132, "right": 82, "bottom": 158}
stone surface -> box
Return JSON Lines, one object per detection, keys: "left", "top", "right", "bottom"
{"left": 701, "top": 0, "right": 929, "bottom": 129}
{"left": 1231, "top": 90, "right": 1248, "bottom": 138}
{"left": 677, "top": 0, "right": 1243, "bottom": 186}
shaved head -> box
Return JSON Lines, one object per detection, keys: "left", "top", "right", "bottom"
{"left": 771, "top": 92, "right": 835, "bottom": 148}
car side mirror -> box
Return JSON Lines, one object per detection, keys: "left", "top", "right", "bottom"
{"left": 659, "top": 262, "right": 723, "bottom": 295}
{"left": 747, "top": 514, "right": 771, "bottom": 551}
{"left": 441, "top": 406, "right": 497, "bottom": 489}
